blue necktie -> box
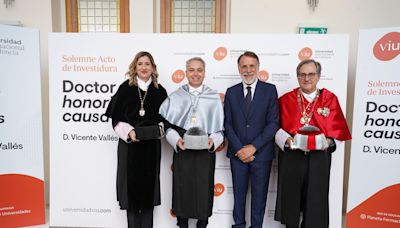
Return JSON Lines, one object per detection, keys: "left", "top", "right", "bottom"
{"left": 245, "top": 86, "right": 252, "bottom": 113}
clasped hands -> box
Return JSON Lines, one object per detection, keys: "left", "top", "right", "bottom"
{"left": 235, "top": 144, "right": 256, "bottom": 163}
{"left": 177, "top": 138, "right": 214, "bottom": 151}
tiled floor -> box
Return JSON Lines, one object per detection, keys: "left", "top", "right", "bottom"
{"left": 21, "top": 207, "right": 348, "bottom": 228}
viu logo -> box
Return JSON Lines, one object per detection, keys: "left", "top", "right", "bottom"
{"left": 373, "top": 32, "right": 400, "bottom": 61}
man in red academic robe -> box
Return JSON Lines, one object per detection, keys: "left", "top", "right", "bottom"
{"left": 274, "top": 59, "right": 351, "bottom": 228}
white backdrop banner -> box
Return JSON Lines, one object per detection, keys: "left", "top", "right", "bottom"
{"left": 49, "top": 33, "right": 349, "bottom": 228}
{"left": 0, "top": 25, "right": 45, "bottom": 227}
{"left": 346, "top": 27, "right": 400, "bottom": 227}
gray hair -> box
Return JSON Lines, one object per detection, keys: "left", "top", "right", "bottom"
{"left": 296, "top": 59, "right": 321, "bottom": 76}
{"left": 186, "top": 57, "right": 206, "bottom": 70}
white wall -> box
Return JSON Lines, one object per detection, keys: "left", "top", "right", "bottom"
{"left": 1, "top": 0, "right": 400, "bottom": 219}
{"left": 131, "top": 0, "right": 155, "bottom": 32}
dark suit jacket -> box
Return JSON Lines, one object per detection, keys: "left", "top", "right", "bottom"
{"left": 224, "top": 81, "right": 279, "bottom": 161}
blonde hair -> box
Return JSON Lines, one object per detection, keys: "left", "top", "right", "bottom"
{"left": 126, "top": 51, "right": 159, "bottom": 89}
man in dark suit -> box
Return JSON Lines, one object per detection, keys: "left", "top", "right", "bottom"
{"left": 224, "top": 51, "right": 279, "bottom": 228}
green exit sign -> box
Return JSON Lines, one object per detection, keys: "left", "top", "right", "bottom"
{"left": 298, "top": 25, "right": 328, "bottom": 34}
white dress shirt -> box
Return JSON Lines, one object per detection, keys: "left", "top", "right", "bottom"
{"left": 301, "top": 89, "right": 318, "bottom": 102}
{"left": 242, "top": 79, "right": 258, "bottom": 100}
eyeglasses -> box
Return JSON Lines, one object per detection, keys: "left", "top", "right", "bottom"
{"left": 297, "top": 72, "right": 318, "bottom": 79}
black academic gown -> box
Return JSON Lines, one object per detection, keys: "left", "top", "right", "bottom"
{"left": 171, "top": 126, "right": 216, "bottom": 220}
{"left": 275, "top": 147, "right": 335, "bottom": 228}
{"left": 105, "top": 80, "right": 167, "bottom": 212}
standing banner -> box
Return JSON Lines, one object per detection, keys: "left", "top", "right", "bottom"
{"left": 49, "top": 33, "right": 349, "bottom": 228}
{"left": 0, "top": 25, "right": 45, "bottom": 227}
{"left": 346, "top": 28, "right": 400, "bottom": 227}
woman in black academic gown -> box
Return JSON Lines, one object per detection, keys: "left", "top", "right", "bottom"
{"left": 105, "top": 51, "right": 168, "bottom": 228}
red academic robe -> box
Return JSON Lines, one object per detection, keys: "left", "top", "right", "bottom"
{"left": 279, "top": 87, "right": 351, "bottom": 141}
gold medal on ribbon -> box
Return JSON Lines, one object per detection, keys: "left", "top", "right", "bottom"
{"left": 297, "top": 89, "right": 319, "bottom": 126}
{"left": 139, "top": 108, "right": 145, "bottom": 116}
{"left": 300, "top": 115, "right": 310, "bottom": 125}
{"left": 137, "top": 83, "right": 148, "bottom": 117}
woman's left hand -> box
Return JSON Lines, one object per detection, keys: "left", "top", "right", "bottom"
{"left": 129, "top": 130, "right": 139, "bottom": 142}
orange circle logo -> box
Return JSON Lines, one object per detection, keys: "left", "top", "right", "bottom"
{"left": 216, "top": 141, "right": 225, "bottom": 152}
{"left": 258, "top": 70, "right": 269, "bottom": 82}
{"left": 214, "top": 183, "right": 225, "bottom": 197}
{"left": 171, "top": 69, "right": 185, "bottom": 83}
{"left": 219, "top": 93, "right": 225, "bottom": 103}
{"left": 298, "top": 47, "right": 313, "bottom": 61}
{"left": 170, "top": 208, "right": 176, "bottom": 218}
{"left": 373, "top": 32, "right": 400, "bottom": 61}
{"left": 213, "top": 47, "right": 228, "bottom": 61}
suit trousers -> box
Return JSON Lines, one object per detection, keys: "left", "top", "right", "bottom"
{"left": 230, "top": 158, "right": 272, "bottom": 228}
{"left": 127, "top": 208, "right": 153, "bottom": 228}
